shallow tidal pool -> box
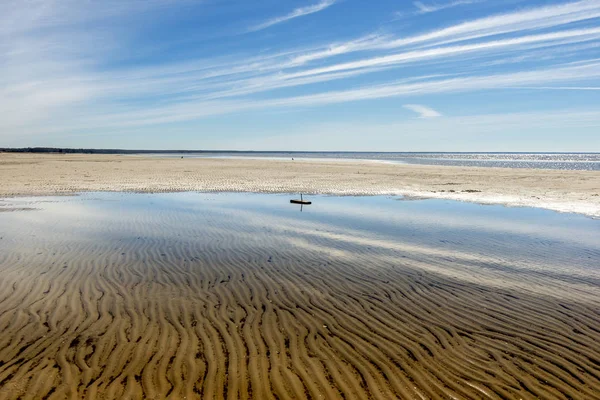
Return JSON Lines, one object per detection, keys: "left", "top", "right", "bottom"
{"left": 0, "top": 193, "right": 599, "bottom": 399}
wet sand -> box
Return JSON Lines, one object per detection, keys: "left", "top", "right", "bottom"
{"left": 0, "top": 193, "right": 599, "bottom": 399}
{"left": 1, "top": 153, "right": 600, "bottom": 216}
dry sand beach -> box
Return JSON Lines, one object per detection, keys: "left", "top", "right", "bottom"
{"left": 1, "top": 153, "right": 599, "bottom": 216}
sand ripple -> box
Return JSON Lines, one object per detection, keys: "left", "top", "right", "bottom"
{"left": 0, "top": 196, "right": 599, "bottom": 399}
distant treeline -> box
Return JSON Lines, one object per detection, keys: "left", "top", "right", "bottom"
{"left": 0, "top": 148, "right": 213, "bottom": 154}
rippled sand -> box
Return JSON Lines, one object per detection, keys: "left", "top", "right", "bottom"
{"left": 0, "top": 193, "right": 599, "bottom": 399}
{"left": 1, "top": 153, "right": 600, "bottom": 216}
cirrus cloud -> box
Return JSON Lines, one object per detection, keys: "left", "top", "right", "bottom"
{"left": 403, "top": 104, "right": 442, "bottom": 118}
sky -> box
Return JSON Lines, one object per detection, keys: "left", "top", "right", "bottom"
{"left": 1, "top": 0, "right": 600, "bottom": 151}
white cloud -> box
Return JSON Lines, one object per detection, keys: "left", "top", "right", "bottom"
{"left": 505, "top": 86, "right": 600, "bottom": 90}
{"left": 140, "top": 27, "right": 600, "bottom": 105}
{"left": 251, "top": 0, "right": 337, "bottom": 32}
{"left": 266, "top": 61, "right": 600, "bottom": 109}
{"left": 2, "top": 0, "right": 600, "bottom": 143}
{"left": 210, "top": 109, "right": 600, "bottom": 152}
{"left": 403, "top": 104, "right": 442, "bottom": 118}
{"left": 379, "top": 0, "right": 600, "bottom": 51}
{"left": 413, "top": 0, "right": 482, "bottom": 14}
{"left": 15, "top": 61, "right": 600, "bottom": 134}
{"left": 243, "top": 0, "right": 600, "bottom": 79}
{"left": 266, "top": 27, "right": 600, "bottom": 83}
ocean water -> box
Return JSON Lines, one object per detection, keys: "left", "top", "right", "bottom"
{"left": 149, "top": 152, "right": 600, "bottom": 171}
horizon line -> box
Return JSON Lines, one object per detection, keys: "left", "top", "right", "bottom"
{"left": 1, "top": 148, "right": 599, "bottom": 155}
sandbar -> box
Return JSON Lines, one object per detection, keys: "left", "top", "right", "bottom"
{"left": 1, "top": 153, "right": 599, "bottom": 216}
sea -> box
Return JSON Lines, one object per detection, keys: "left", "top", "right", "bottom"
{"left": 146, "top": 152, "right": 600, "bottom": 171}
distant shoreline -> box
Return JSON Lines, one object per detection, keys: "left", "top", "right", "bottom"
{"left": 1, "top": 147, "right": 598, "bottom": 155}
{"left": 0, "top": 147, "right": 226, "bottom": 154}
{"left": 3, "top": 148, "right": 599, "bottom": 171}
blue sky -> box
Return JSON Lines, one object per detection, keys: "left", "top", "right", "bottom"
{"left": 1, "top": 0, "right": 600, "bottom": 151}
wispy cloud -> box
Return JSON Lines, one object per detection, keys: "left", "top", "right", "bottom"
{"left": 254, "top": 61, "right": 600, "bottom": 110}
{"left": 403, "top": 104, "right": 442, "bottom": 118}
{"left": 504, "top": 86, "right": 600, "bottom": 90}
{"left": 2, "top": 0, "right": 600, "bottom": 144}
{"left": 283, "top": 0, "right": 600, "bottom": 68}
{"left": 19, "top": 61, "right": 600, "bottom": 134}
{"left": 413, "top": 0, "right": 483, "bottom": 14}
{"left": 251, "top": 0, "right": 337, "bottom": 32}
{"left": 226, "top": 110, "right": 600, "bottom": 152}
